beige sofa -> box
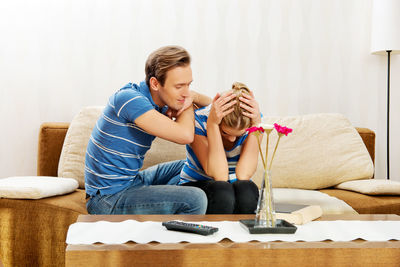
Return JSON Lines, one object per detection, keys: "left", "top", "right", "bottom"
{"left": 1, "top": 119, "right": 400, "bottom": 267}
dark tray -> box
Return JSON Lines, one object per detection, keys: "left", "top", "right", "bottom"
{"left": 239, "top": 219, "right": 297, "bottom": 234}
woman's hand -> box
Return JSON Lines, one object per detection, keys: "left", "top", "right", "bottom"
{"left": 165, "top": 94, "right": 194, "bottom": 120}
{"left": 208, "top": 91, "right": 237, "bottom": 125}
{"left": 239, "top": 91, "right": 261, "bottom": 126}
{"left": 176, "top": 94, "right": 194, "bottom": 116}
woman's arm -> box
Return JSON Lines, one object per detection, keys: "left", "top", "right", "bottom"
{"left": 190, "top": 132, "right": 228, "bottom": 181}
{"left": 235, "top": 91, "right": 262, "bottom": 180}
{"left": 190, "top": 92, "right": 236, "bottom": 181}
{"left": 235, "top": 132, "right": 262, "bottom": 180}
{"left": 204, "top": 120, "right": 229, "bottom": 180}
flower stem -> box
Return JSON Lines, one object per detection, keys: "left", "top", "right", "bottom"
{"left": 264, "top": 132, "right": 270, "bottom": 170}
{"left": 268, "top": 135, "right": 281, "bottom": 171}
{"left": 256, "top": 134, "right": 266, "bottom": 169}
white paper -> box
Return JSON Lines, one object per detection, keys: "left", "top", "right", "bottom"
{"left": 66, "top": 220, "right": 400, "bottom": 245}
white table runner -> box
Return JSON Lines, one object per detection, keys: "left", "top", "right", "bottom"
{"left": 66, "top": 220, "right": 400, "bottom": 245}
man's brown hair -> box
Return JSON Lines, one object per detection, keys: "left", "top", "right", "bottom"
{"left": 221, "top": 82, "right": 252, "bottom": 130}
{"left": 145, "top": 46, "right": 191, "bottom": 87}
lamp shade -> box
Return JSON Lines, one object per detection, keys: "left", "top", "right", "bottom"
{"left": 370, "top": 0, "right": 400, "bottom": 55}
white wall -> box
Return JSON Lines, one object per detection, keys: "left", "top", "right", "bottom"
{"left": 0, "top": 0, "right": 399, "bottom": 180}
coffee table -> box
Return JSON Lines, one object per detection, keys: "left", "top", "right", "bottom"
{"left": 66, "top": 214, "right": 400, "bottom": 267}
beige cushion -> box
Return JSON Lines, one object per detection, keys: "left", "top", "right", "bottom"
{"left": 0, "top": 176, "right": 78, "bottom": 199}
{"left": 253, "top": 113, "right": 374, "bottom": 189}
{"left": 335, "top": 179, "right": 400, "bottom": 195}
{"left": 58, "top": 106, "right": 103, "bottom": 188}
{"left": 142, "top": 138, "right": 186, "bottom": 170}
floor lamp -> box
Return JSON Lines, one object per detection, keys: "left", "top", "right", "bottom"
{"left": 370, "top": 0, "right": 400, "bottom": 180}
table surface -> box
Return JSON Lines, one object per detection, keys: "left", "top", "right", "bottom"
{"left": 66, "top": 214, "right": 400, "bottom": 267}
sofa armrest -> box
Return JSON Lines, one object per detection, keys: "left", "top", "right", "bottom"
{"left": 355, "top": 127, "right": 375, "bottom": 164}
{"left": 37, "top": 122, "right": 70, "bottom": 176}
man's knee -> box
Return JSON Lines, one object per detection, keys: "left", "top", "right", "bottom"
{"left": 180, "top": 186, "right": 208, "bottom": 214}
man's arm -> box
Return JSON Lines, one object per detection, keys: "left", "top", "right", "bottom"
{"left": 191, "top": 91, "right": 212, "bottom": 108}
{"left": 134, "top": 105, "right": 195, "bottom": 145}
{"left": 135, "top": 90, "right": 209, "bottom": 145}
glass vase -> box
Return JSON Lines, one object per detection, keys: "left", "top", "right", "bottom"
{"left": 254, "top": 170, "right": 276, "bottom": 228}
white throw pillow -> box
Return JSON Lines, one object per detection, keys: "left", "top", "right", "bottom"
{"left": 0, "top": 176, "right": 78, "bottom": 199}
{"left": 335, "top": 179, "right": 400, "bottom": 195}
{"left": 253, "top": 113, "right": 374, "bottom": 189}
{"left": 58, "top": 106, "right": 104, "bottom": 188}
{"left": 273, "top": 188, "right": 358, "bottom": 214}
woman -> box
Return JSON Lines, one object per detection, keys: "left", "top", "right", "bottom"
{"left": 179, "top": 82, "right": 261, "bottom": 214}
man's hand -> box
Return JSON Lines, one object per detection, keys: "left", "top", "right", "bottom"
{"left": 239, "top": 91, "right": 261, "bottom": 126}
{"left": 208, "top": 91, "right": 237, "bottom": 125}
{"left": 191, "top": 90, "right": 212, "bottom": 108}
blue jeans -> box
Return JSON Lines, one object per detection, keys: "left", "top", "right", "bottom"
{"left": 86, "top": 160, "right": 207, "bottom": 215}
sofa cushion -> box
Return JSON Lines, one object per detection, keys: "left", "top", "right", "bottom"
{"left": 321, "top": 189, "right": 400, "bottom": 215}
{"left": 253, "top": 113, "right": 374, "bottom": 189}
{"left": 335, "top": 179, "right": 400, "bottom": 195}
{"left": 142, "top": 137, "right": 186, "bottom": 170}
{"left": 0, "top": 176, "right": 78, "bottom": 199}
{"left": 58, "top": 106, "right": 103, "bottom": 188}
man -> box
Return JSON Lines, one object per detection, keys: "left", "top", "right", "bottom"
{"left": 85, "top": 46, "right": 211, "bottom": 214}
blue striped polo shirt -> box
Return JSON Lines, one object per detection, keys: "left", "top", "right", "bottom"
{"left": 179, "top": 105, "right": 248, "bottom": 184}
{"left": 85, "top": 81, "right": 167, "bottom": 196}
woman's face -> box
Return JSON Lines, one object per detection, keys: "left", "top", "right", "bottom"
{"left": 219, "top": 123, "right": 247, "bottom": 143}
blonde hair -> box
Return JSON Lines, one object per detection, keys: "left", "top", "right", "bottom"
{"left": 145, "top": 46, "right": 191, "bottom": 87}
{"left": 221, "top": 82, "right": 252, "bottom": 129}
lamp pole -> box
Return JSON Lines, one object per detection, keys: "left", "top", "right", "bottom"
{"left": 371, "top": 0, "right": 399, "bottom": 180}
{"left": 386, "top": 50, "right": 391, "bottom": 180}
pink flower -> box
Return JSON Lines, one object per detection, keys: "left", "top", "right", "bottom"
{"left": 273, "top": 123, "right": 293, "bottom": 136}
{"left": 246, "top": 126, "right": 265, "bottom": 134}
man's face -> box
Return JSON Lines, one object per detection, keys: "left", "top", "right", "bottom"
{"left": 158, "top": 65, "right": 193, "bottom": 111}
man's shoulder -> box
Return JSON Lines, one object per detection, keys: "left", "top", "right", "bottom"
{"left": 114, "top": 82, "right": 151, "bottom": 105}
{"left": 116, "top": 82, "right": 146, "bottom": 97}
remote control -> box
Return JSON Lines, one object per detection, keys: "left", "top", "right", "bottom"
{"left": 162, "top": 220, "right": 219, "bottom": 236}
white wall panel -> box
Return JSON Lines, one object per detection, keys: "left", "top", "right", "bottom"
{"left": 0, "top": 0, "right": 398, "bottom": 180}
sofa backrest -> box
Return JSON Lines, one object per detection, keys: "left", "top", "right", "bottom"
{"left": 39, "top": 107, "right": 376, "bottom": 190}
